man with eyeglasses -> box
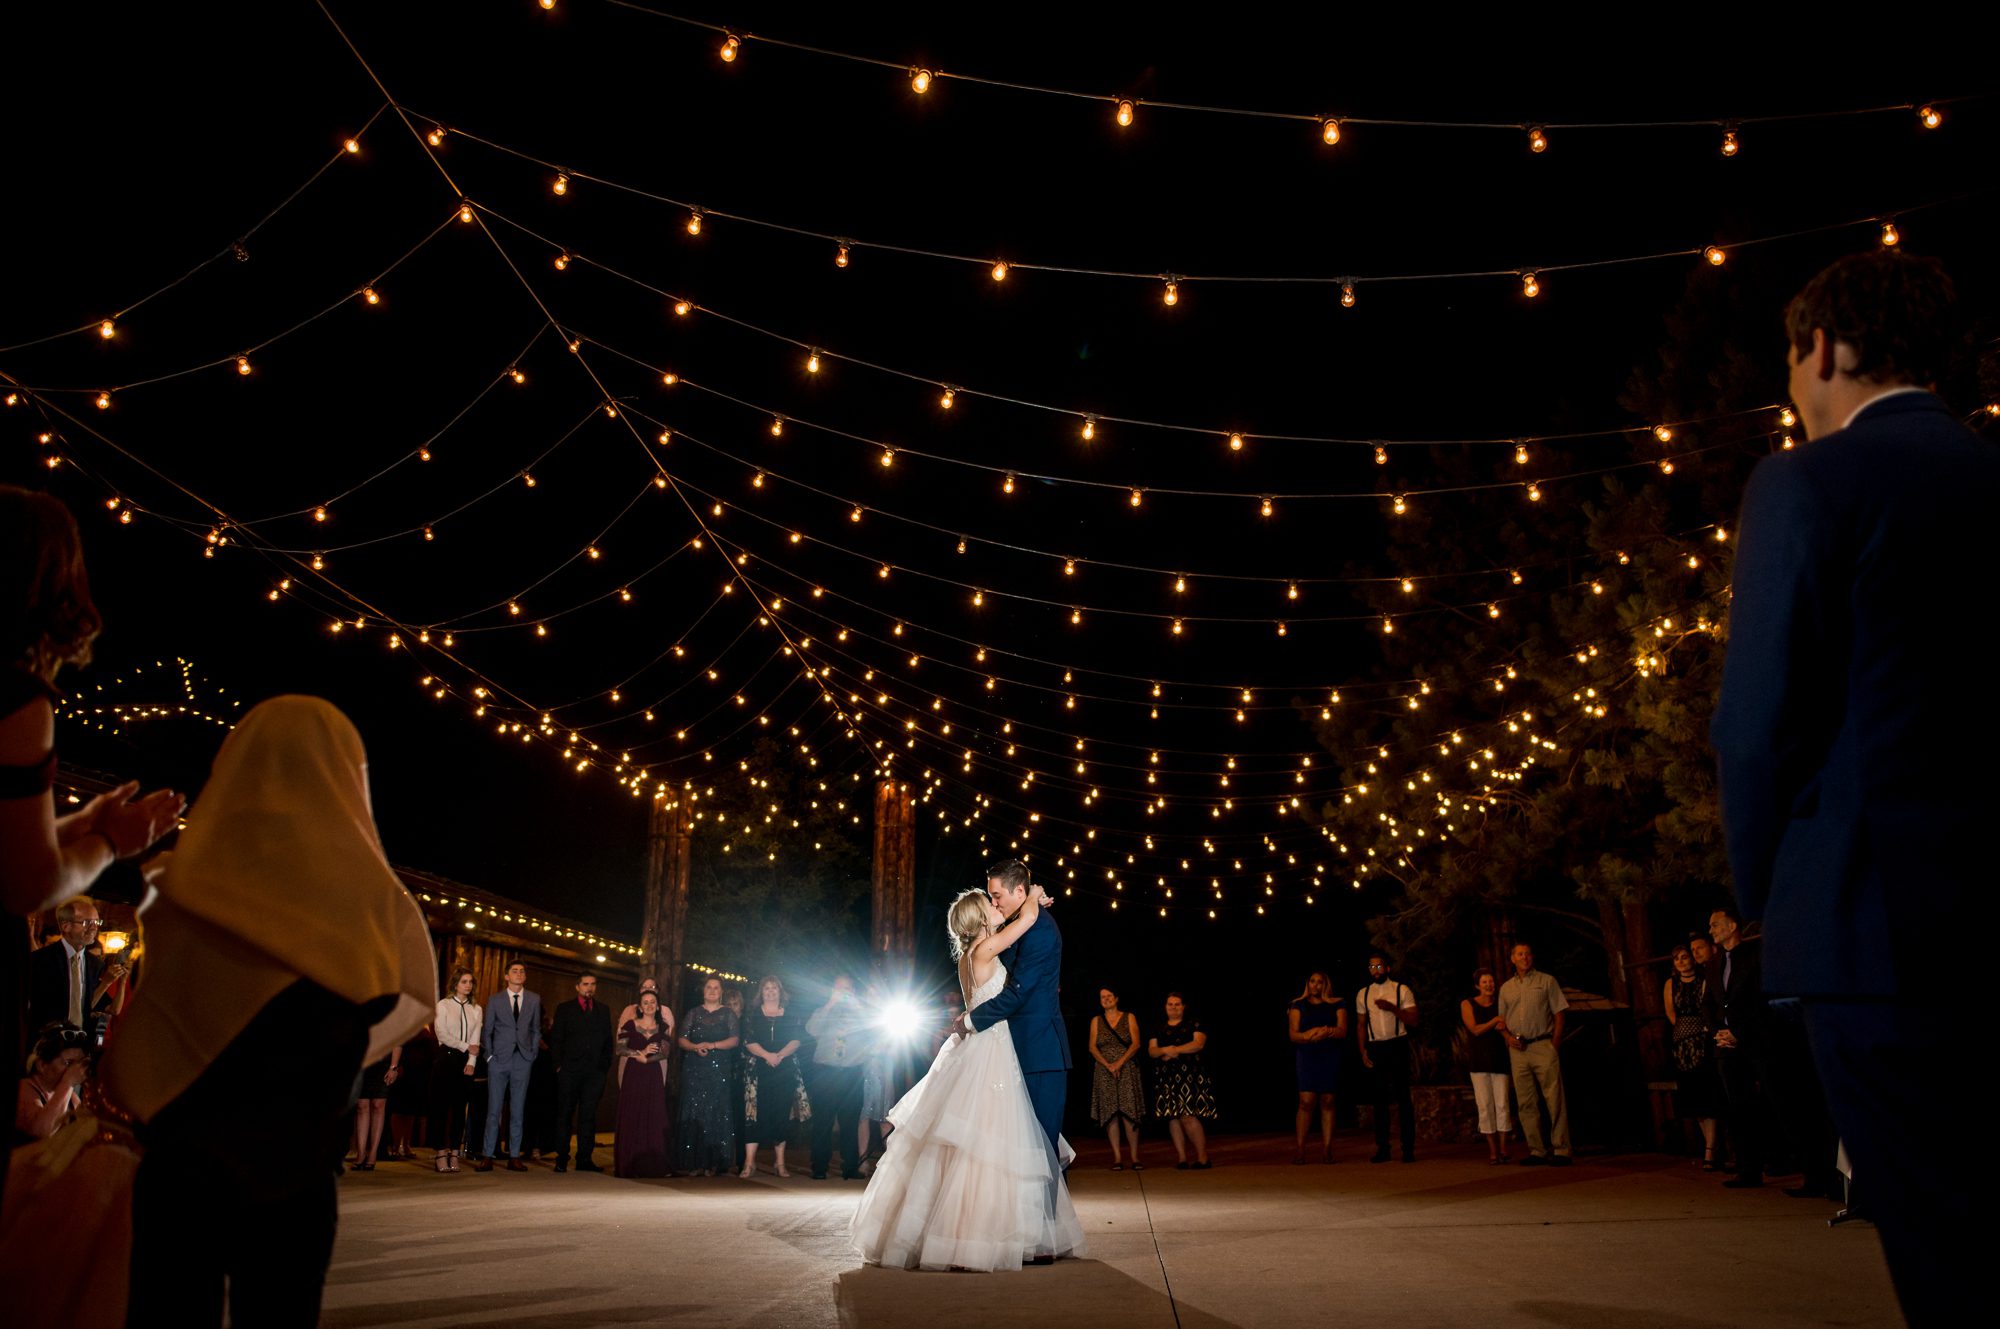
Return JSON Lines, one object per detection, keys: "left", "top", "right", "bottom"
{"left": 27, "top": 896, "right": 108, "bottom": 1038}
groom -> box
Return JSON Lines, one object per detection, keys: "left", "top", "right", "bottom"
{"left": 964, "top": 858, "right": 1070, "bottom": 1155}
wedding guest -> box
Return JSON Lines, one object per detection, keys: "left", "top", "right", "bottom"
{"left": 1148, "top": 992, "right": 1214, "bottom": 1169}
{"left": 551, "top": 973, "right": 614, "bottom": 1173}
{"left": 1688, "top": 933, "right": 1716, "bottom": 973}
{"left": 476, "top": 962, "right": 541, "bottom": 1172}
{"left": 1712, "top": 250, "right": 1989, "bottom": 1325}
{"left": 349, "top": 1044, "right": 402, "bottom": 1172}
{"left": 1288, "top": 972, "right": 1346, "bottom": 1165}
{"left": 615, "top": 990, "right": 672, "bottom": 1178}
{"left": 15, "top": 1022, "right": 87, "bottom": 1142}
{"left": 740, "top": 975, "right": 806, "bottom": 1179}
{"left": 1090, "top": 985, "right": 1146, "bottom": 1170}
{"left": 1356, "top": 953, "right": 1420, "bottom": 1163}
{"left": 103, "top": 695, "right": 433, "bottom": 1328}
{"left": 677, "top": 976, "right": 740, "bottom": 1174}
{"left": 1664, "top": 943, "right": 1723, "bottom": 1169}
{"left": 26, "top": 896, "right": 105, "bottom": 1036}
{"left": 1461, "top": 968, "right": 1513, "bottom": 1163}
{"left": 384, "top": 1024, "right": 432, "bottom": 1161}
{"left": 806, "top": 974, "right": 870, "bottom": 1179}
{"left": 428, "top": 967, "right": 482, "bottom": 1173}
{"left": 1498, "top": 943, "right": 1572, "bottom": 1166}
{"left": 616, "top": 976, "right": 672, "bottom": 1033}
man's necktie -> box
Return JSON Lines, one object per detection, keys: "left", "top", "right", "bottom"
{"left": 69, "top": 951, "right": 84, "bottom": 1028}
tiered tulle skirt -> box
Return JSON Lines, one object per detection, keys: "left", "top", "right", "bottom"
{"left": 849, "top": 1022, "right": 1085, "bottom": 1271}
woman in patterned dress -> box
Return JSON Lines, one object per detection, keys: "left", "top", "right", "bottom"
{"left": 1148, "top": 992, "right": 1215, "bottom": 1169}
{"left": 1088, "top": 985, "right": 1146, "bottom": 1170}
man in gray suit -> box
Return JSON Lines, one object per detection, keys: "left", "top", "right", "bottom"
{"left": 475, "top": 962, "right": 541, "bottom": 1172}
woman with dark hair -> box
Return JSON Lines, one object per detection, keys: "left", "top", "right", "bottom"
{"left": 676, "top": 976, "right": 740, "bottom": 1174}
{"left": 1289, "top": 972, "right": 1347, "bottom": 1164}
{"left": 15, "top": 1022, "right": 89, "bottom": 1142}
{"left": 615, "top": 990, "right": 672, "bottom": 1178}
{"left": 1462, "top": 968, "right": 1513, "bottom": 1163}
{"left": 1148, "top": 992, "right": 1215, "bottom": 1169}
{"left": 1664, "top": 943, "right": 1724, "bottom": 1169}
{"left": 0, "top": 486, "right": 182, "bottom": 1142}
{"left": 1089, "top": 984, "right": 1146, "bottom": 1170}
{"left": 740, "top": 974, "right": 807, "bottom": 1178}
{"left": 428, "top": 967, "right": 482, "bottom": 1173}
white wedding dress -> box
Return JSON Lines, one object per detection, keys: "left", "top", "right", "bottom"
{"left": 849, "top": 961, "right": 1086, "bottom": 1271}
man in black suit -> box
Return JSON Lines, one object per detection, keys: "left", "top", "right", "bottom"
{"left": 1706, "top": 907, "right": 1768, "bottom": 1188}
{"left": 27, "top": 896, "right": 107, "bottom": 1037}
{"left": 1713, "top": 250, "right": 1993, "bottom": 1328}
{"left": 550, "top": 973, "right": 614, "bottom": 1172}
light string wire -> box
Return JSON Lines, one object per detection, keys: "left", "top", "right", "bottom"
{"left": 0, "top": 102, "right": 392, "bottom": 355}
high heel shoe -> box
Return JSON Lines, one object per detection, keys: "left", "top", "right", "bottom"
{"left": 447, "top": 1150, "right": 461, "bottom": 1173}
{"left": 434, "top": 1151, "right": 449, "bottom": 1173}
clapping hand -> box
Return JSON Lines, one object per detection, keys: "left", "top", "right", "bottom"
{"left": 83, "top": 782, "right": 186, "bottom": 858}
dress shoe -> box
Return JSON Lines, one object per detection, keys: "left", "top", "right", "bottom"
{"left": 1548, "top": 1155, "right": 1573, "bottom": 1168}
{"left": 472, "top": 1157, "right": 493, "bottom": 1172}
{"left": 506, "top": 1159, "right": 528, "bottom": 1172}
{"left": 1721, "top": 1176, "right": 1762, "bottom": 1188}
{"left": 553, "top": 1161, "right": 568, "bottom": 1173}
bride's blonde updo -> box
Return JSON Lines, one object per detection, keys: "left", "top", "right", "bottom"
{"left": 947, "top": 888, "right": 991, "bottom": 960}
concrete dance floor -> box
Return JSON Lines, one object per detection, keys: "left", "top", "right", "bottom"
{"left": 323, "top": 1135, "right": 1900, "bottom": 1328}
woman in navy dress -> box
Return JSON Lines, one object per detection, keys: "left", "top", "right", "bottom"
{"left": 615, "top": 991, "right": 671, "bottom": 1177}
{"left": 675, "top": 977, "right": 740, "bottom": 1174}
{"left": 1289, "top": 972, "right": 1348, "bottom": 1164}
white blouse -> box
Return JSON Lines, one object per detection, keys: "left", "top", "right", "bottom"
{"left": 435, "top": 997, "right": 483, "bottom": 1053}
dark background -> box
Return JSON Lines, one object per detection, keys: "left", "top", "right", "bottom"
{"left": 5, "top": 4, "right": 1994, "bottom": 1128}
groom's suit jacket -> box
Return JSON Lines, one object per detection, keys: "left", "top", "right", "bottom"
{"left": 966, "top": 910, "right": 1070, "bottom": 1073}
{"left": 1711, "top": 390, "right": 1995, "bottom": 998}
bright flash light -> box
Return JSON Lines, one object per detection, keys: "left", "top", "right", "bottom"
{"left": 879, "top": 1000, "right": 924, "bottom": 1041}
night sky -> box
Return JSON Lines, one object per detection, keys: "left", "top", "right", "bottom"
{"left": 5, "top": 7, "right": 1995, "bottom": 1107}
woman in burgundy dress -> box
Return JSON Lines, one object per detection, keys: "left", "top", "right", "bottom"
{"left": 615, "top": 991, "right": 671, "bottom": 1178}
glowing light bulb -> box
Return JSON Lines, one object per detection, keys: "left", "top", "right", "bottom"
{"left": 1781, "top": 435, "right": 1796, "bottom": 449}
{"left": 1374, "top": 445, "right": 1389, "bottom": 465}
{"left": 235, "top": 355, "right": 252, "bottom": 375}
{"left": 1174, "top": 576, "right": 1186, "bottom": 593}
{"left": 673, "top": 300, "right": 691, "bottom": 316}
{"left": 1287, "top": 583, "right": 1300, "bottom": 601}
{"left": 1171, "top": 619, "right": 1184, "bottom": 635}
{"left": 940, "top": 386, "right": 955, "bottom": 409}
{"left": 1063, "top": 559, "right": 1076, "bottom": 576}
{"left": 1276, "top": 622, "right": 1287, "bottom": 637}
{"left": 1228, "top": 432, "right": 1245, "bottom": 452}
{"left": 427, "top": 125, "right": 445, "bottom": 146}
{"left": 835, "top": 243, "right": 850, "bottom": 267}
{"left": 1081, "top": 416, "right": 1096, "bottom": 441}
{"left": 806, "top": 350, "right": 820, "bottom": 374}
{"left": 99, "top": 319, "right": 115, "bottom": 339}
{"left": 510, "top": 367, "right": 526, "bottom": 383}
{"left": 1129, "top": 488, "right": 1143, "bottom": 508}
{"left": 911, "top": 68, "right": 932, "bottom": 94}
{"left": 686, "top": 210, "right": 703, "bottom": 236}
{"left": 344, "top": 137, "right": 361, "bottom": 154}
{"left": 459, "top": 203, "right": 474, "bottom": 223}
{"left": 423, "top": 526, "right": 434, "bottom": 541}
{"left": 1511, "top": 568, "right": 1524, "bottom": 584}
{"left": 770, "top": 417, "right": 783, "bottom": 436}
{"left": 1487, "top": 603, "right": 1501, "bottom": 618}
{"left": 1704, "top": 245, "right": 1727, "bottom": 267}
{"left": 1341, "top": 282, "right": 1356, "bottom": 308}
{"left": 553, "top": 173, "right": 568, "bottom": 196}
{"left": 1322, "top": 118, "right": 1341, "bottom": 145}
{"left": 880, "top": 448, "right": 895, "bottom": 467}
{"left": 313, "top": 506, "right": 328, "bottom": 523}
{"left": 1521, "top": 271, "right": 1541, "bottom": 298}
{"left": 1527, "top": 126, "right": 1548, "bottom": 153}
{"left": 1070, "top": 608, "right": 1082, "bottom": 625}
{"left": 362, "top": 286, "right": 380, "bottom": 304}
{"left": 1659, "top": 459, "right": 1675, "bottom": 475}
{"left": 1392, "top": 494, "right": 1408, "bottom": 515}
{"left": 1162, "top": 278, "right": 1178, "bottom": 307}
{"left": 1880, "top": 220, "right": 1900, "bottom": 247}
{"left": 1115, "top": 99, "right": 1135, "bottom": 127}
{"left": 851, "top": 506, "right": 864, "bottom": 522}
{"left": 720, "top": 33, "right": 740, "bottom": 61}
{"left": 1721, "top": 127, "right": 1740, "bottom": 157}
{"left": 1654, "top": 425, "right": 1674, "bottom": 443}
{"left": 1526, "top": 482, "right": 1542, "bottom": 502}
{"left": 1382, "top": 617, "right": 1394, "bottom": 634}
{"left": 991, "top": 260, "right": 1009, "bottom": 281}
{"left": 1779, "top": 406, "right": 1797, "bottom": 427}
{"left": 1401, "top": 578, "right": 1414, "bottom": 593}
{"left": 1260, "top": 496, "right": 1273, "bottom": 518}
{"left": 1920, "top": 104, "right": 1942, "bottom": 129}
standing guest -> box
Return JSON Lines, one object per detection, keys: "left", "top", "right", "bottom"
{"left": 806, "top": 974, "right": 871, "bottom": 1180}
{"left": 1712, "top": 252, "right": 1990, "bottom": 1325}
{"left": 1288, "top": 973, "right": 1346, "bottom": 1165}
{"left": 349, "top": 1045, "right": 401, "bottom": 1172}
{"left": 102, "top": 696, "right": 433, "bottom": 1328}
{"left": 1356, "top": 954, "right": 1421, "bottom": 1164}
{"left": 27, "top": 896, "right": 103, "bottom": 1037}
{"left": 1148, "top": 992, "right": 1215, "bottom": 1169}
{"left": 15, "top": 1022, "right": 88, "bottom": 1142}
{"left": 1461, "top": 968, "right": 1514, "bottom": 1164}
{"left": 740, "top": 975, "right": 807, "bottom": 1179}
{"left": 1664, "top": 944, "right": 1724, "bottom": 1169}
{"left": 676, "top": 976, "right": 741, "bottom": 1175}
{"left": 1708, "top": 906, "right": 1770, "bottom": 1188}
{"left": 1497, "top": 943, "right": 1572, "bottom": 1167}
{"left": 615, "top": 990, "right": 672, "bottom": 1178}
{"left": 476, "top": 961, "right": 541, "bottom": 1172}
{"left": 616, "top": 976, "right": 672, "bottom": 1033}
{"left": 1688, "top": 933, "right": 1716, "bottom": 973}
{"left": 384, "top": 1024, "right": 432, "bottom": 1162}
{"left": 1, "top": 484, "right": 183, "bottom": 1166}
{"left": 1090, "top": 985, "right": 1147, "bottom": 1170}
{"left": 428, "top": 968, "right": 482, "bottom": 1173}
{"left": 551, "top": 973, "right": 614, "bottom": 1173}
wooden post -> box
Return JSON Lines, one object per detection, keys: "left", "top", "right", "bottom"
{"left": 642, "top": 794, "right": 692, "bottom": 1160}
{"left": 871, "top": 780, "right": 916, "bottom": 962}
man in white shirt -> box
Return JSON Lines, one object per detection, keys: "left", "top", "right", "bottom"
{"left": 1497, "top": 943, "right": 1571, "bottom": 1166}
{"left": 1355, "top": 954, "right": 1420, "bottom": 1163}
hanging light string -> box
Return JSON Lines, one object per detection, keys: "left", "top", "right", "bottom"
{"left": 485, "top": 204, "right": 1793, "bottom": 450}
{"left": 0, "top": 102, "right": 393, "bottom": 355}
{"left": 1, "top": 206, "right": 465, "bottom": 397}
{"left": 599, "top": 7, "right": 1962, "bottom": 145}
{"left": 422, "top": 513, "right": 693, "bottom": 633}
{"left": 446, "top": 128, "right": 1979, "bottom": 299}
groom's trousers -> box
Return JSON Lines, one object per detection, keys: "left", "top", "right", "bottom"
{"left": 1023, "top": 1070, "right": 1065, "bottom": 1156}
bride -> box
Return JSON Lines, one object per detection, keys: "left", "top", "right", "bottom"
{"left": 849, "top": 885, "right": 1086, "bottom": 1271}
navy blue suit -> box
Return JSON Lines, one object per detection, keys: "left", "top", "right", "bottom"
{"left": 966, "top": 909, "right": 1069, "bottom": 1151}
{"left": 1713, "top": 390, "right": 1997, "bottom": 1326}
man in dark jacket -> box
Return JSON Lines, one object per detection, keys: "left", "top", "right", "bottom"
{"left": 1712, "top": 250, "right": 1993, "bottom": 1327}
{"left": 550, "top": 973, "right": 614, "bottom": 1172}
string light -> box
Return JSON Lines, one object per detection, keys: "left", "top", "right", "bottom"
{"left": 1002, "top": 473, "right": 1016, "bottom": 495}
{"left": 940, "top": 386, "right": 956, "bottom": 410}
{"left": 1228, "top": 432, "right": 1244, "bottom": 452}
{"left": 1779, "top": 407, "right": 1797, "bottom": 427}
{"left": 1162, "top": 279, "right": 1179, "bottom": 307}
{"left": 719, "top": 33, "right": 740, "bottom": 62}
{"left": 552, "top": 173, "right": 569, "bottom": 196}
{"left": 95, "top": 392, "right": 112, "bottom": 410}
{"left": 1919, "top": 105, "right": 1942, "bottom": 129}
{"left": 1654, "top": 425, "right": 1674, "bottom": 443}
{"left": 344, "top": 137, "right": 361, "bottom": 155}
{"left": 991, "top": 261, "right": 1009, "bottom": 282}
{"left": 1115, "top": 99, "right": 1135, "bottom": 128}
{"left": 835, "top": 243, "right": 851, "bottom": 268}
{"left": 806, "top": 350, "right": 821, "bottom": 374}
{"left": 1081, "top": 416, "right": 1096, "bottom": 441}
{"left": 458, "top": 203, "right": 474, "bottom": 223}
{"left": 686, "top": 210, "right": 704, "bottom": 236}
{"left": 770, "top": 417, "right": 784, "bottom": 436}
{"left": 1525, "top": 482, "right": 1542, "bottom": 502}
{"left": 98, "top": 320, "right": 115, "bottom": 340}
{"left": 1259, "top": 496, "right": 1273, "bottom": 518}
{"left": 673, "top": 299, "right": 691, "bottom": 316}
{"left": 911, "top": 68, "right": 933, "bottom": 94}
{"left": 1129, "top": 488, "right": 1144, "bottom": 508}
{"left": 1880, "top": 220, "right": 1900, "bottom": 247}
{"left": 1514, "top": 442, "right": 1530, "bottom": 465}
{"left": 1322, "top": 118, "right": 1341, "bottom": 145}
{"left": 427, "top": 125, "right": 446, "bottom": 146}
{"left": 1521, "top": 271, "right": 1541, "bottom": 299}
{"left": 1341, "top": 282, "right": 1356, "bottom": 308}
{"left": 1374, "top": 446, "right": 1389, "bottom": 466}
{"left": 1721, "top": 126, "right": 1740, "bottom": 157}
{"left": 1392, "top": 494, "right": 1408, "bottom": 515}
{"left": 1527, "top": 126, "right": 1549, "bottom": 153}
{"left": 1704, "top": 245, "right": 1726, "bottom": 266}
